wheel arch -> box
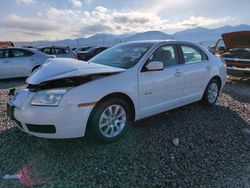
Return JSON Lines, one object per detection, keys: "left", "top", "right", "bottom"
{"left": 202, "top": 75, "right": 222, "bottom": 100}
{"left": 210, "top": 75, "right": 222, "bottom": 90}
{"left": 95, "top": 92, "right": 136, "bottom": 121}
{"left": 85, "top": 92, "right": 136, "bottom": 136}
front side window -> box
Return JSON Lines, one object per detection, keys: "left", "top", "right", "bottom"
{"left": 90, "top": 43, "right": 152, "bottom": 69}
{"left": 181, "top": 46, "right": 203, "bottom": 64}
{"left": 148, "top": 45, "right": 178, "bottom": 67}
{"left": 11, "top": 49, "right": 34, "bottom": 57}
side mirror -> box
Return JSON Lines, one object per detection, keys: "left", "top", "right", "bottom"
{"left": 146, "top": 61, "right": 164, "bottom": 71}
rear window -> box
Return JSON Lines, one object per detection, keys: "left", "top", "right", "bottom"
{"left": 53, "top": 48, "right": 69, "bottom": 54}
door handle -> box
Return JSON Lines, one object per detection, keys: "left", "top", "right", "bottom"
{"left": 175, "top": 72, "right": 183, "bottom": 77}
{"left": 4, "top": 60, "right": 10, "bottom": 63}
{"left": 207, "top": 66, "right": 212, "bottom": 70}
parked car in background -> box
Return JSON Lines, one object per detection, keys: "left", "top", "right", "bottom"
{"left": 0, "top": 48, "right": 52, "bottom": 79}
{"left": 77, "top": 46, "right": 108, "bottom": 61}
{"left": 38, "top": 46, "right": 76, "bottom": 59}
{"left": 209, "top": 31, "right": 250, "bottom": 74}
{"left": 7, "top": 41, "right": 227, "bottom": 143}
{"left": 73, "top": 46, "right": 92, "bottom": 53}
{"left": 0, "top": 41, "right": 14, "bottom": 48}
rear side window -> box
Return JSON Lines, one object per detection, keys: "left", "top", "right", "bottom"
{"left": 11, "top": 49, "right": 34, "bottom": 57}
{"left": 181, "top": 45, "right": 204, "bottom": 64}
{"left": 148, "top": 45, "right": 179, "bottom": 67}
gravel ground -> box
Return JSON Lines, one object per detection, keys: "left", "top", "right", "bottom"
{"left": 0, "top": 76, "right": 249, "bottom": 187}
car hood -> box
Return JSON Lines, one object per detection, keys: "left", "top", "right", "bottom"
{"left": 222, "top": 31, "right": 250, "bottom": 50}
{"left": 26, "top": 58, "right": 125, "bottom": 85}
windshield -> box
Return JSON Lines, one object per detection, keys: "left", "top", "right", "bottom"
{"left": 90, "top": 43, "right": 153, "bottom": 69}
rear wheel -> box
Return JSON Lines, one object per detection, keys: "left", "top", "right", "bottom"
{"left": 202, "top": 79, "right": 220, "bottom": 106}
{"left": 88, "top": 98, "right": 131, "bottom": 143}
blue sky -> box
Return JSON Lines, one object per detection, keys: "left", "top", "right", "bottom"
{"left": 0, "top": 0, "right": 249, "bottom": 41}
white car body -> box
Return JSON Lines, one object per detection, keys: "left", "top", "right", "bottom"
{"left": 0, "top": 48, "right": 52, "bottom": 79}
{"left": 8, "top": 41, "right": 227, "bottom": 139}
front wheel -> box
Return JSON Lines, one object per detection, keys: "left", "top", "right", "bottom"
{"left": 88, "top": 98, "right": 131, "bottom": 143}
{"left": 202, "top": 79, "right": 220, "bottom": 106}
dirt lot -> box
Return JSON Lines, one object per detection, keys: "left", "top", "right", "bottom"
{"left": 0, "top": 76, "right": 249, "bottom": 187}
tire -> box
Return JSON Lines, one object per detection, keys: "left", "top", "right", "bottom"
{"left": 88, "top": 98, "right": 132, "bottom": 143}
{"left": 202, "top": 79, "right": 220, "bottom": 106}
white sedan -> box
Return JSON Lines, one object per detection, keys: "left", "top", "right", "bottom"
{"left": 0, "top": 47, "right": 52, "bottom": 79}
{"left": 7, "top": 41, "right": 227, "bottom": 142}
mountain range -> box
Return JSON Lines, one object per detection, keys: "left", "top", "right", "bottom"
{"left": 15, "top": 24, "right": 250, "bottom": 48}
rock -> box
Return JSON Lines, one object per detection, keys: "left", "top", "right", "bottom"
{"left": 2, "top": 174, "right": 21, "bottom": 180}
{"left": 173, "top": 138, "right": 180, "bottom": 146}
{"left": 242, "top": 128, "right": 250, "bottom": 135}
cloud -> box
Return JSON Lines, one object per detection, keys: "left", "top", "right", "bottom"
{"left": 1, "top": 14, "right": 58, "bottom": 32}
{"left": 77, "top": 6, "right": 168, "bottom": 34}
{"left": 165, "top": 16, "right": 235, "bottom": 30}
{"left": 69, "top": 0, "right": 83, "bottom": 7}
{"left": 0, "top": 5, "right": 235, "bottom": 41}
{"left": 16, "top": 0, "right": 35, "bottom": 5}
{"left": 69, "top": 0, "right": 92, "bottom": 7}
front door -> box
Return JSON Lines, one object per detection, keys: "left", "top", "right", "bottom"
{"left": 138, "top": 45, "right": 185, "bottom": 118}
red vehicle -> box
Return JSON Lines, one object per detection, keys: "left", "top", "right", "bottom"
{"left": 209, "top": 31, "right": 250, "bottom": 74}
{"left": 0, "top": 41, "right": 14, "bottom": 48}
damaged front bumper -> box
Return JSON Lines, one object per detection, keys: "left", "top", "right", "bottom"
{"left": 7, "top": 88, "right": 94, "bottom": 139}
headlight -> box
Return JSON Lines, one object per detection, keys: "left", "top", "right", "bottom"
{"left": 31, "top": 88, "right": 69, "bottom": 106}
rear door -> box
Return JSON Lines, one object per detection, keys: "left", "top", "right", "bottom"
{"left": 179, "top": 45, "right": 211, "bottom": 103}
{"left": 0, "top": 49, "right": 12, "bottom": 79}
{"left": 10, "top": 49, "right": 34, "bottom": 77}
{"left": 138, "top": 45, "right": 185, "bottom": 117}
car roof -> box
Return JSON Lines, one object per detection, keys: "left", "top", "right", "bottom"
{"left": 38, "top": 46, "right": 70, "bottom": 49}
{"left": 1, "top": 47, "right": 33, "bottom": 50}
{"left": 123, "top": 40, "right": 198, "bottom": 45}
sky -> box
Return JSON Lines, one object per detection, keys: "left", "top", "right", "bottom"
{"left": 0, "top": 0, "right": 249, "bottom": 41}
